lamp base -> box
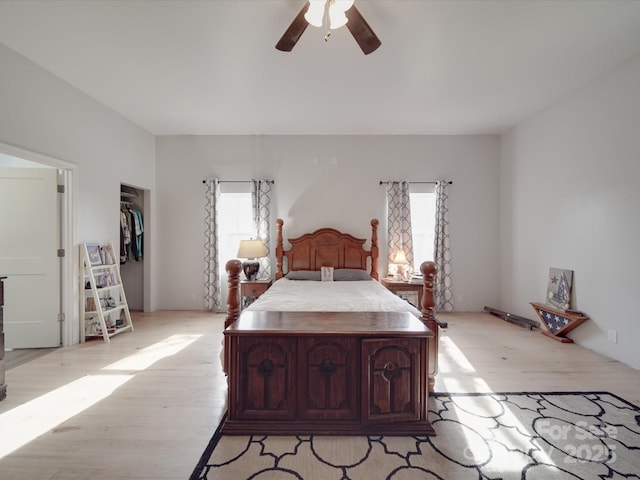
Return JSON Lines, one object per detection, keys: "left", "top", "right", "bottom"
{"left": 395, "top": 264, "right": 404, "bottom": 281}
{"left": 242, "top": 260, "right": 260, "bottom": 281}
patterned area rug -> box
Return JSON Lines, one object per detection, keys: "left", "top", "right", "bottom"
{"left": 190, "top": 392, "right": 640, "bottom": 480}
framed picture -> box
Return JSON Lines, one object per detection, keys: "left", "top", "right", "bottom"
{"left": 86, "top": 297, "right": 96, "bottom": 311}
{"left": 86, "top": 244, "right": 103, "bottom": 266}
{"left": 546, "top": 268, "right": 573, "bottom": 310}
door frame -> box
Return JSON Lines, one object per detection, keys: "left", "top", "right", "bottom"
{"left": 0, "top": 141, "right": 78, "bottom": 346}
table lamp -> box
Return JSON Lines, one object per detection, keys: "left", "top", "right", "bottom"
{"left": 237, "top": 239, "right": 268, "bottom": 280}
{"left": 393, "top": 250, "right": 408, "bottom": 280}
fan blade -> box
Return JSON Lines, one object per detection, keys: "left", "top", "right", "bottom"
{"left": 276, "top": 2, "right": 310, "bottom": 52}
{"left": 345, "top": 5, "right": 381, "bottom": 55}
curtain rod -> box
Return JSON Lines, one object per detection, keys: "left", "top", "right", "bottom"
{"left": 379, "top": 180, "right": 452, "bottom": 185}
{"left": 202, "top": 179, "right": 275, "bottom": 184}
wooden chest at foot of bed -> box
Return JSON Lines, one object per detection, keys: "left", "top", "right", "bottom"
{"left": 223, "top": 310, "right": 435, "bottom": 436}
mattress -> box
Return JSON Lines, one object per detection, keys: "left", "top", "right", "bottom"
{"left": 245, "top": 278, "right": 422, "bottom": 318}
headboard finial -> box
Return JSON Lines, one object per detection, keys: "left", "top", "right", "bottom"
{"left": 370, "top": 219, "right": 379, "bottom": 280}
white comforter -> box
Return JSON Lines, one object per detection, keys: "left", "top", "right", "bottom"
{"left": 245, "top": 278, "right": 422, "bottom": 318}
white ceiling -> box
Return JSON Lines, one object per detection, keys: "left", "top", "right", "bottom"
{"left": 2, "top": 0, "right": 640, "bottom": 136}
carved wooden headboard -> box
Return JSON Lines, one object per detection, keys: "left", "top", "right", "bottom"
{"left": 275, "top": 218, "right": 379, "bottom": 280}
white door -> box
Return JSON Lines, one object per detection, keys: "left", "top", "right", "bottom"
{"left": 0, "top": 167, "right": 60, "bottom": 348}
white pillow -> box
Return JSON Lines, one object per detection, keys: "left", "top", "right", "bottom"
{"left": 321, "top": 266, "right": 334, "bottom": 282}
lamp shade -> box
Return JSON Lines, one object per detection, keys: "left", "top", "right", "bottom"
{"left": 393, "top": 250, "right": 408, "bottom": 265}
{"left": 237, "top": 239, "right": 267, "bottom": 259}
{"left": 305, "top": 0, "right": 354, "bottom": 30}
{"left": 328, "top": 5, "right": 348, "bottom": 29}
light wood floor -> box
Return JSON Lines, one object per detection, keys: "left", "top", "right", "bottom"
{"left": 0, "top": 311, "right": 638, "bottom": 480}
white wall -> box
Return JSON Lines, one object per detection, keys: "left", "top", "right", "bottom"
{"left": 500, "top": 53, "right": 640, "bottom": 369}
{"left": 156, "top": 135, "right": 500, "bottom": 312}
{"left": 0, "top": 43, "right": 157, "bottom": 338}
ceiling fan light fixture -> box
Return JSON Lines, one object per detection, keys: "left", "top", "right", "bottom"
{"left": 304, "top": 0, "right": 325, "bottom": 27}
{"left": 276, "top": 0, "right": 381, "bottom": 55}
{"left": 329, "top": 4, "right": 348, "bottom": 29}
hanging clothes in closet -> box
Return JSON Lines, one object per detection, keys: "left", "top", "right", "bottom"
{"left": 120, "top": 202, "right": 144, "bottom": 263}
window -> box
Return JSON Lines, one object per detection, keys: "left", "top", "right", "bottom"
{"left": 218, "top": 191, "right": 253, "bottom": 276}
{"left": 410, "top": 187, "right": 436, "bottom": 271}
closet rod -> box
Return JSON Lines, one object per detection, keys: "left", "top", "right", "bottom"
{"left": 379, "top": 180, "right": 452, "bottom": 185}
{"left": 201, "top": 179, "right": 275, "bottom": 184}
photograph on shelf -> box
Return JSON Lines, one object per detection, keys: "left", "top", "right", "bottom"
{"left": 85, "top": 316, "right": 102, "bottom": 335}
{"left": 86, "top": 297, "right": 96, "bottom": 311}
{"left": 100, "top": 245, "right": 114, "bottom": 265}
{"left": 96, "top": 273, "right": 116, "bottom": 287}
{"left": 86, "top": 244, "right": 103, "bottom": 266}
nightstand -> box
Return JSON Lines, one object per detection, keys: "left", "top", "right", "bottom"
{"left": 240, "top": 279, "right": 272, "bottom": 309}
{"left": 380, "top": 277, "right": 423, "bottom": 308}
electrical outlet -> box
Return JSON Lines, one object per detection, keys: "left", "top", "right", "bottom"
{"left": 607, "top": 329, "right": 618, "bottom": 344}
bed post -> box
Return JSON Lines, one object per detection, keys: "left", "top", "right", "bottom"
{"left": 370, "top": 219, "right": 379, "bottom": 280}
{"left": 420, "top": 261, "right": 438, "bottom": 392}
{"left": 226, "top": 259, "right": 242, "bottom": 328}
{"left": 225, "top": 259, "right": 242, "bottom": 374}
{"left": 275, "top": 218, "right": 284, "bottom": 279}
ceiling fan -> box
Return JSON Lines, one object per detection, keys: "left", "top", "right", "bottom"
{"left": 276, "top": 0, "right": 382, "bottom": 55}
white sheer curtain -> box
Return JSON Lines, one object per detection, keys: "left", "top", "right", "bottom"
{"left": 251, "top": 179, "right": 273, "bottom": 280}
{"left": 386, "top": 181, "right": 414, "bottom": 274}
{"left": 434, "top": 180, "right": 454, "bottom": 311}
{"left": 204, "top": 179, "right": 221, "bottom": 310}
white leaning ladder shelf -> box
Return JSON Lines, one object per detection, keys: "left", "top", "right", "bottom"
{"left": 80, "top": 242, "right": 134, "bottom": 342}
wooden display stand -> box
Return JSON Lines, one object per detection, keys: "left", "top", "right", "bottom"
{"left": 80, "top": 242, "right": 134, "bottom": 343}
{"left": 530, "top": 302, "right": 588, "bottom": 343}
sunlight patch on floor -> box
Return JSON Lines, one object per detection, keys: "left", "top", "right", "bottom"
{"left": 438, "top": 336, "right": 476, "bottom": 375}
{"left": 103, "top": 334, "right": 202, "bottom": 371}
{"left": 436, "top": 335, "right": 555, "bottom": 469}
{"left": 0, "top": 374, "right": 132, "bottom": 458}
{"left": 0, "top": 334, "right": 202, "bottom": 459}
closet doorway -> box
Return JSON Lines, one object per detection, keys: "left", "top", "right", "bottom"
{"left": 120, "top": 184, "right": 149, "bottom": 311}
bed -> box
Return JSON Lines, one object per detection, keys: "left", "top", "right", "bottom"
{"left": 223, "top": 219, "right": 440, "bottom": 436}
